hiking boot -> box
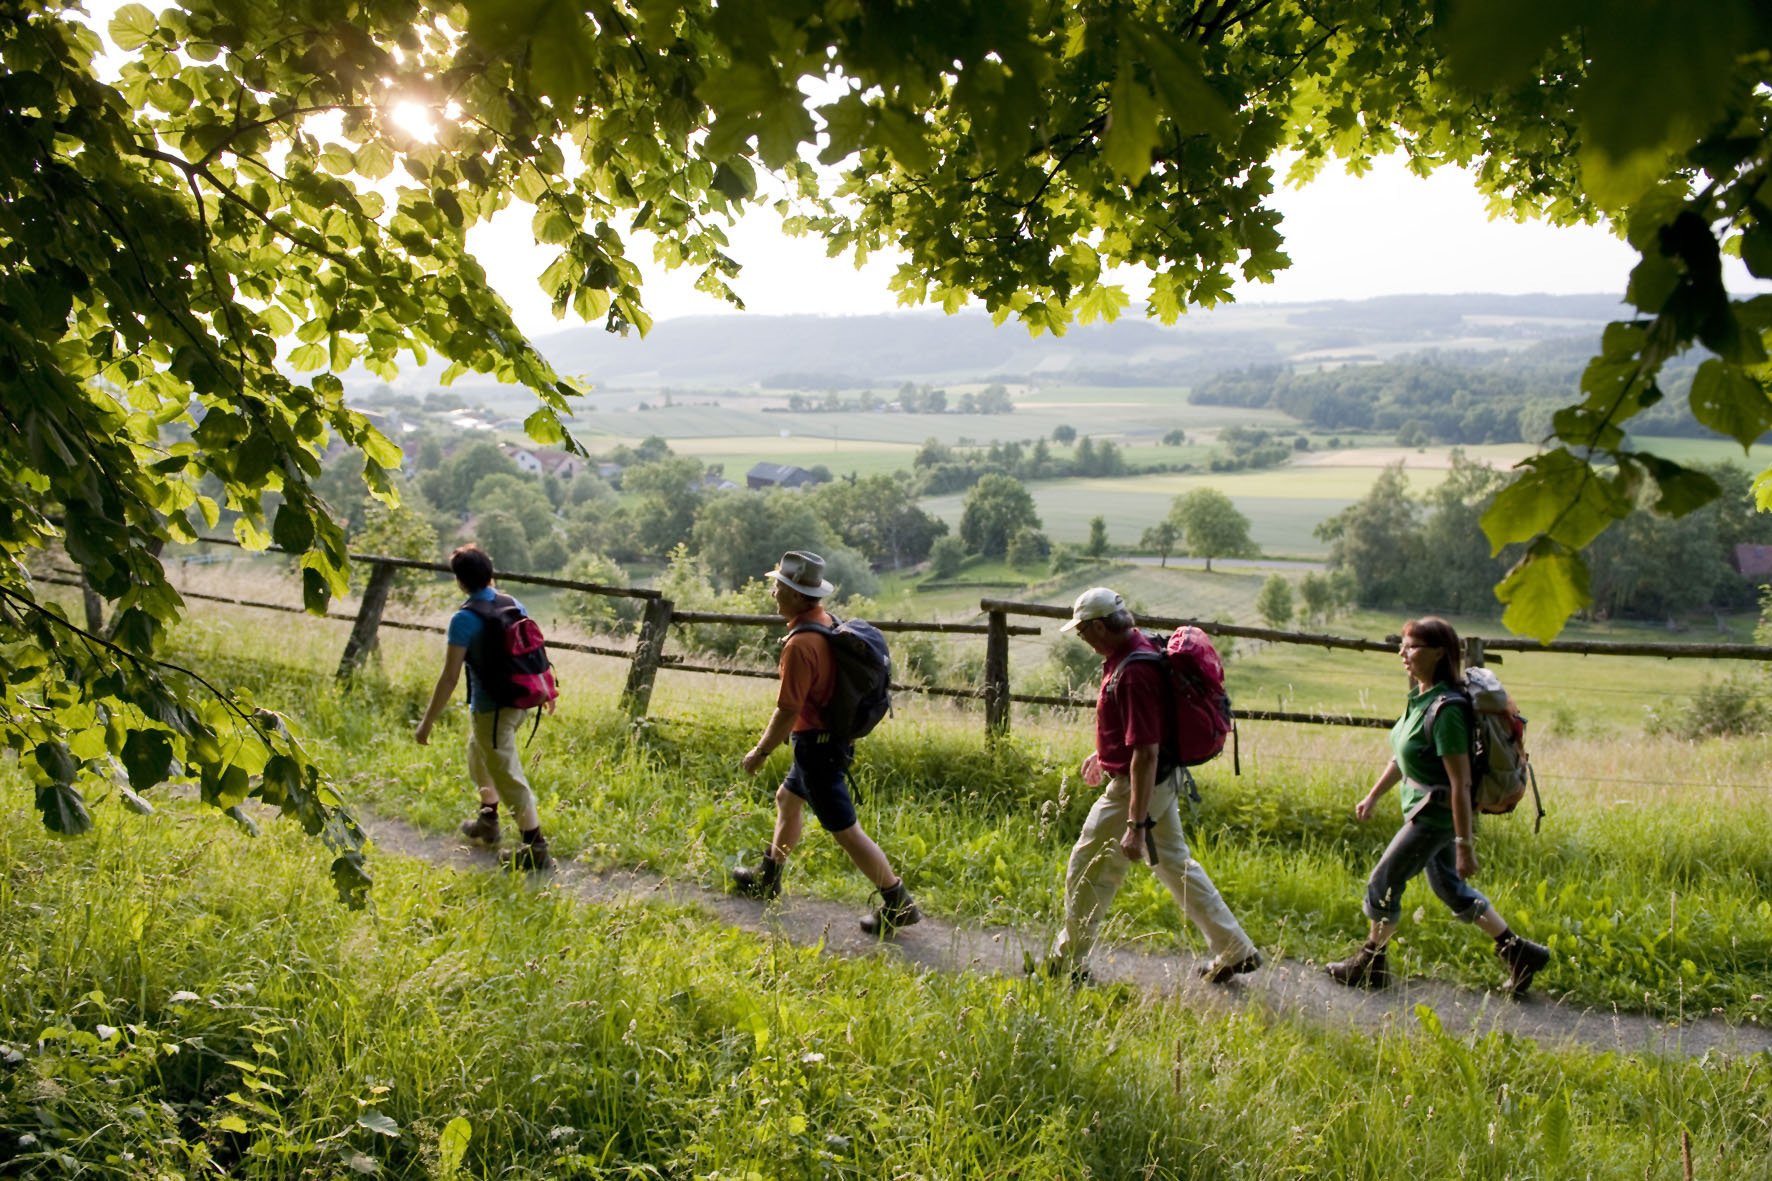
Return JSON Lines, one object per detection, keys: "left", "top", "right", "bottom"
{"left": 860, "top": 883, "right": 921, "bottom": 937}
{"left": 731, "top": 857, "right": 783, "bottom": 900}
{"left": 1201, "top": 949, "right": 1263, "bottom": 985}
{"left": 1025, "top": 954, "right": 1094, "bottom": 987}
{"left": 499, "top": 838, "right": 553, "bottom": 873}
{"left": 459, "top": 808, "right": 501, "bottom": 846}
{"left": 1326, "top": 942, "right": 1392, "bottom": 989}
{"left": 1496, "top": 933, "right": 1551, "bottom": 998}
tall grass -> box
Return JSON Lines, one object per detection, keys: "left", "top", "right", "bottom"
{"left": 111, "top": 598, "right": 1772, "bottom": 1027}
{"left": 3, "top": 798, "right": 1770, "bottom": 1179}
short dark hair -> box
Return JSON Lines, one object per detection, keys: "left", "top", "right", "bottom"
{"left": 450, "top": 544, "right": 494, "bottom": 592}
{"left": 1404, "top": 616, "right": 1461, "bottom": 685}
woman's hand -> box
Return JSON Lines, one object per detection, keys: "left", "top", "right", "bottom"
{"left": 1455, "top": 842, "right": 1478, "bottom": 879}
{"left": 1354, "top": 793, "right": 1381, "bottom": 822}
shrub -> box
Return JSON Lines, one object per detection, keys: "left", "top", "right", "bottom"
{"left": 1645, "top": 674, "right": 1772, "bottom": 739}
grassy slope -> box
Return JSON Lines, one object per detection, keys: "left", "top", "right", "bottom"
{"left": 7, "top": 800, "right": 1766, "bottom": 1179}
{"left": 132, "top": 598, "right": 1772, "bottom": 1027}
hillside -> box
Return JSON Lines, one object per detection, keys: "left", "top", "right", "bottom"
{"left": 509, "top": 292, "right": 1626, "bottom": 390}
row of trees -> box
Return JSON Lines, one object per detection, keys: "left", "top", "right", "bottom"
{"left": 1317, "top": 457, "right": 1772, "bottom": 620}
{"left": 1192, "top": 347, "right": 1717, "bottom": 448}
{"left": 779, "top": 383, "right": 1015, "bottom": 415}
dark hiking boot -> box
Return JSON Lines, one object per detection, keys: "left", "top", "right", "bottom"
{"left": 459, "top": 808, "right": 501, "bottom": 847}
{"left": 499, "top": 837, "right": 553, "bottom": 873}
{"left": 1201, "top": 949, "right": 1263, "bottom": 985}
{"left": 1496, "top": 933, "right": 1551, "bottom": 998}
{"left": 860, "top": 882, "right": 921, "bottom": 937}
{"left": 1326, "top": 942, "right": 1392, "bottom": 989}
{"left": 731, "top": 857, "right": 783, "bottom": 900}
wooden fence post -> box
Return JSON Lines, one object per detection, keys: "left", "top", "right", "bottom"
{"left": 80, "top": 575, "right": 105, "bottom": 635}
{"left": 621, "top": 595, "right": 675, "bottom": 720}
{"left": 336, "top": 560, "right": 399, "bottom": 680}
{"left": 984, "top": 608, "right": 1011, "bottom": 737}
{"left": 1463, "top": 635, "right": 1486, "bottom": 670}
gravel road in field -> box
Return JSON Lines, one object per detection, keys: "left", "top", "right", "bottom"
{"left": 364, "top": 815, "right": 1771, "bottom": 1061}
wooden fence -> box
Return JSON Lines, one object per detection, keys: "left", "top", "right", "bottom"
{"left": 49, "top": 539, "right": 1772, "bottom": 739}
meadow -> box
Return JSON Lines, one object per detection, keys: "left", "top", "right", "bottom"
{"left": 5, "top": 573, "right": 1772, "bottom": 1176}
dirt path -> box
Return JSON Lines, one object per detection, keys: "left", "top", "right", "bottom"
{"left": 364, "top": 816, "right": 1772, "bottom": 1061}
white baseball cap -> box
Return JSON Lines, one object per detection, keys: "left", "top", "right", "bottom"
{"left": 1060, "top": 586, "right": 1125, "bottom": 632}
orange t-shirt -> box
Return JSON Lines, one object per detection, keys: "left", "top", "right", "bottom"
{"left": 778, "top": 607, "right": 836, "bottom": 732}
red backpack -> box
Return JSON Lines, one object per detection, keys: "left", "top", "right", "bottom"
{"left": 464, "top": 593, "right": 559, "bottom": 744}
{"left": 1104, "top": 626, "right": 1237, "bottom": 776}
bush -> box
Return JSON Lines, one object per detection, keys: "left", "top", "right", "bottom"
{"left": 1006, "top": 527, "right": 1051, "bottom": 568}
{"left": 561, "top": 552, "right": 638, "bottom": 633}
{"left": 928, "top": 536, "right": 966, "bottom": 579}
{"left": 1645, "top": 674, "right": 1772, "bottom": 739}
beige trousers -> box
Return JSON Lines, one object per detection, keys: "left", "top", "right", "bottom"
{"left": 1052, "top": 768, "right": 1255, "bottom": 973}
{"left": 466, "top": 708, "right": 540, "bottom": 832}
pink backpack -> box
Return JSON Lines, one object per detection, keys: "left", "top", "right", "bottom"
{"left": 1105, "top": 626, "right": 1237, "bottom": 773}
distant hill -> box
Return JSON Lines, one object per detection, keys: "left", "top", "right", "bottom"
{"left": 519, "top": 293, "right": 1626, "bottom": 390}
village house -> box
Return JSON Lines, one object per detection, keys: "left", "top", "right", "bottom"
{"left": 745, "top": 461, "right": 826, "bottom": 491}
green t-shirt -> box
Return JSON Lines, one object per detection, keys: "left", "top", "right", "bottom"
{"left": 1391, "top": 682, "right": 1471, "bottom": 830}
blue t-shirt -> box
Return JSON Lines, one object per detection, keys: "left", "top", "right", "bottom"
{"left": 448, "top": 587, "right": 526, "bottom": 712}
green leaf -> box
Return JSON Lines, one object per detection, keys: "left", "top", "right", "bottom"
{"left": 320, "top": 145, "right": 356, "bottom": 176}
{"left": 522, "top": 408, "right": 564, "bottom": 445}
{"left": 1128, "top": 28, "right": 1232, "bottom": 140}
{"left": 1630, "top": 455, "right": 1723, "bottom": 516}
{"left": 36, "top": 783, "right": 94, "bottom": 837}
{"left": 121, "top": 729, "right": 174, "bottom": 790}
{"left": 1496, "top": 544, "right": 1592, "bottom": 643}
{"left": 273, "top": 502, "right": 316, "bottom": 552}
{"left": 1103, "top": 58, "right": 1160, "bottom": 183}
{"left": 711, "top": 159, "right": 757, "bottom": 201}
{"left": 108, "top": 4, "right": 159, "bottom": 51}
{"left": 437, "top": 1117, "right": 472, "bottom": 1178}
{"left": 1481, "top": 449, "right": 1628, "bottom": 553}
{"left": 358, "top": 1111, "right": 400, "bottom": 1137}
{"left": 331, "top": 853, "right": 372, "bottom": 910}
{"left": 1689, "top": 359, "right": 1772, "bottom": 449}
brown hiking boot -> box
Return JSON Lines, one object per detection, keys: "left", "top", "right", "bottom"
{"left": 459, "top": 808, "right": 500, "bottom": 846}
{"left": 1326, "top": 942, "right": 1391, "bottom": 989}
{"left": 1496, "top": 933, "right": 1551, "bottom": 998}
{"left": 499, "top": 838, "right": 553, "bottom": 873}
{"left": 1201, "top": 949, "right": 1263, "bottom": 985}
{"left": 860, "top": 884, "right": 921, "bottom": 937}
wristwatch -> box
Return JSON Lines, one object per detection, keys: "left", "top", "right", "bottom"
{"left": 1127, "top": 818, "right": 1157, "bottom": 830}
{"left": 1454, "top": 836, "right": 1472, "bottom": 847}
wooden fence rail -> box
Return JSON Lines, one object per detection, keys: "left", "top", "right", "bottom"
{"left": 54, "top": 539, "right": 1772, "bottom": 741}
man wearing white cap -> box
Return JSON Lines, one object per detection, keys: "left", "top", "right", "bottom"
{"left": 731, "top": 550, "right": 921, "bottom": 936}
{"left": 1040, "top": 586, "right": 1261, "bottom": 984}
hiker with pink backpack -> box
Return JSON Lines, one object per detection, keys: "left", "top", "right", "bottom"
{"left": 415, "top": 544, "right": 560, "bottom": 873}
{"left": 1035, "top": 587, "right": 1262, "bottom": 986}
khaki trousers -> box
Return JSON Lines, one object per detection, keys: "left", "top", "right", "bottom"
{"left": 466, "top": 708, "right": 540, "bottom": 832}
{"left": 1052, "top": 768, "right": 1256, "bottom": 973}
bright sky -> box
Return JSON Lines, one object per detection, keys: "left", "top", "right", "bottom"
{"left": 474, "top": 154, "right": 1657, "bottom": 336}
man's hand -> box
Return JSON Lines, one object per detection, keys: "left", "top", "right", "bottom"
{"left": 741, "top": 747, "right": 768, "bottom": 775}
{"left": 1119, "top": 825, "right": 1144, "bottom": 862}
{"left": 414, "top": 720, "right": 433, "bottom": 746}
{"left": 1081, "top": 752, "right": 1103, "bottom": 787}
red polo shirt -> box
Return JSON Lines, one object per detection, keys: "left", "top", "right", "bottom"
{"left": 1096, "top": 630, "right": 1167, "bottom": 775}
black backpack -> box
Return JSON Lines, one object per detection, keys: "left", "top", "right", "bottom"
{"left": 787, "top": 615, "right": 893, "bottom": 742}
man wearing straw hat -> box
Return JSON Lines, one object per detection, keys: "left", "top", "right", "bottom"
{"left": 731, "top": 550, "right": 921, "bottom": 936}
{"left": 1037, "top": 586, "right": 1261, "bottom": 985}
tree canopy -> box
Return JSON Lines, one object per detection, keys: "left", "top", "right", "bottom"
{"left": 5, "top": 0, "right": 1772, "bottom": 864}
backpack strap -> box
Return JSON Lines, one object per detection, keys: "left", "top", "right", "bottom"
{"left": 1422, "top": 689, "right": 1473, "bottom": 756}
{"left": 1103, "top": 648, "right": 1180, "bottom": 778}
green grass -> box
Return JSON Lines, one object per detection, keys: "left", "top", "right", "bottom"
{"left": 7, "top": 593, "right": 1772, "bottom": 1176}
{"left": 8, "top": 796, "right": 1770, "bottom": 1179}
